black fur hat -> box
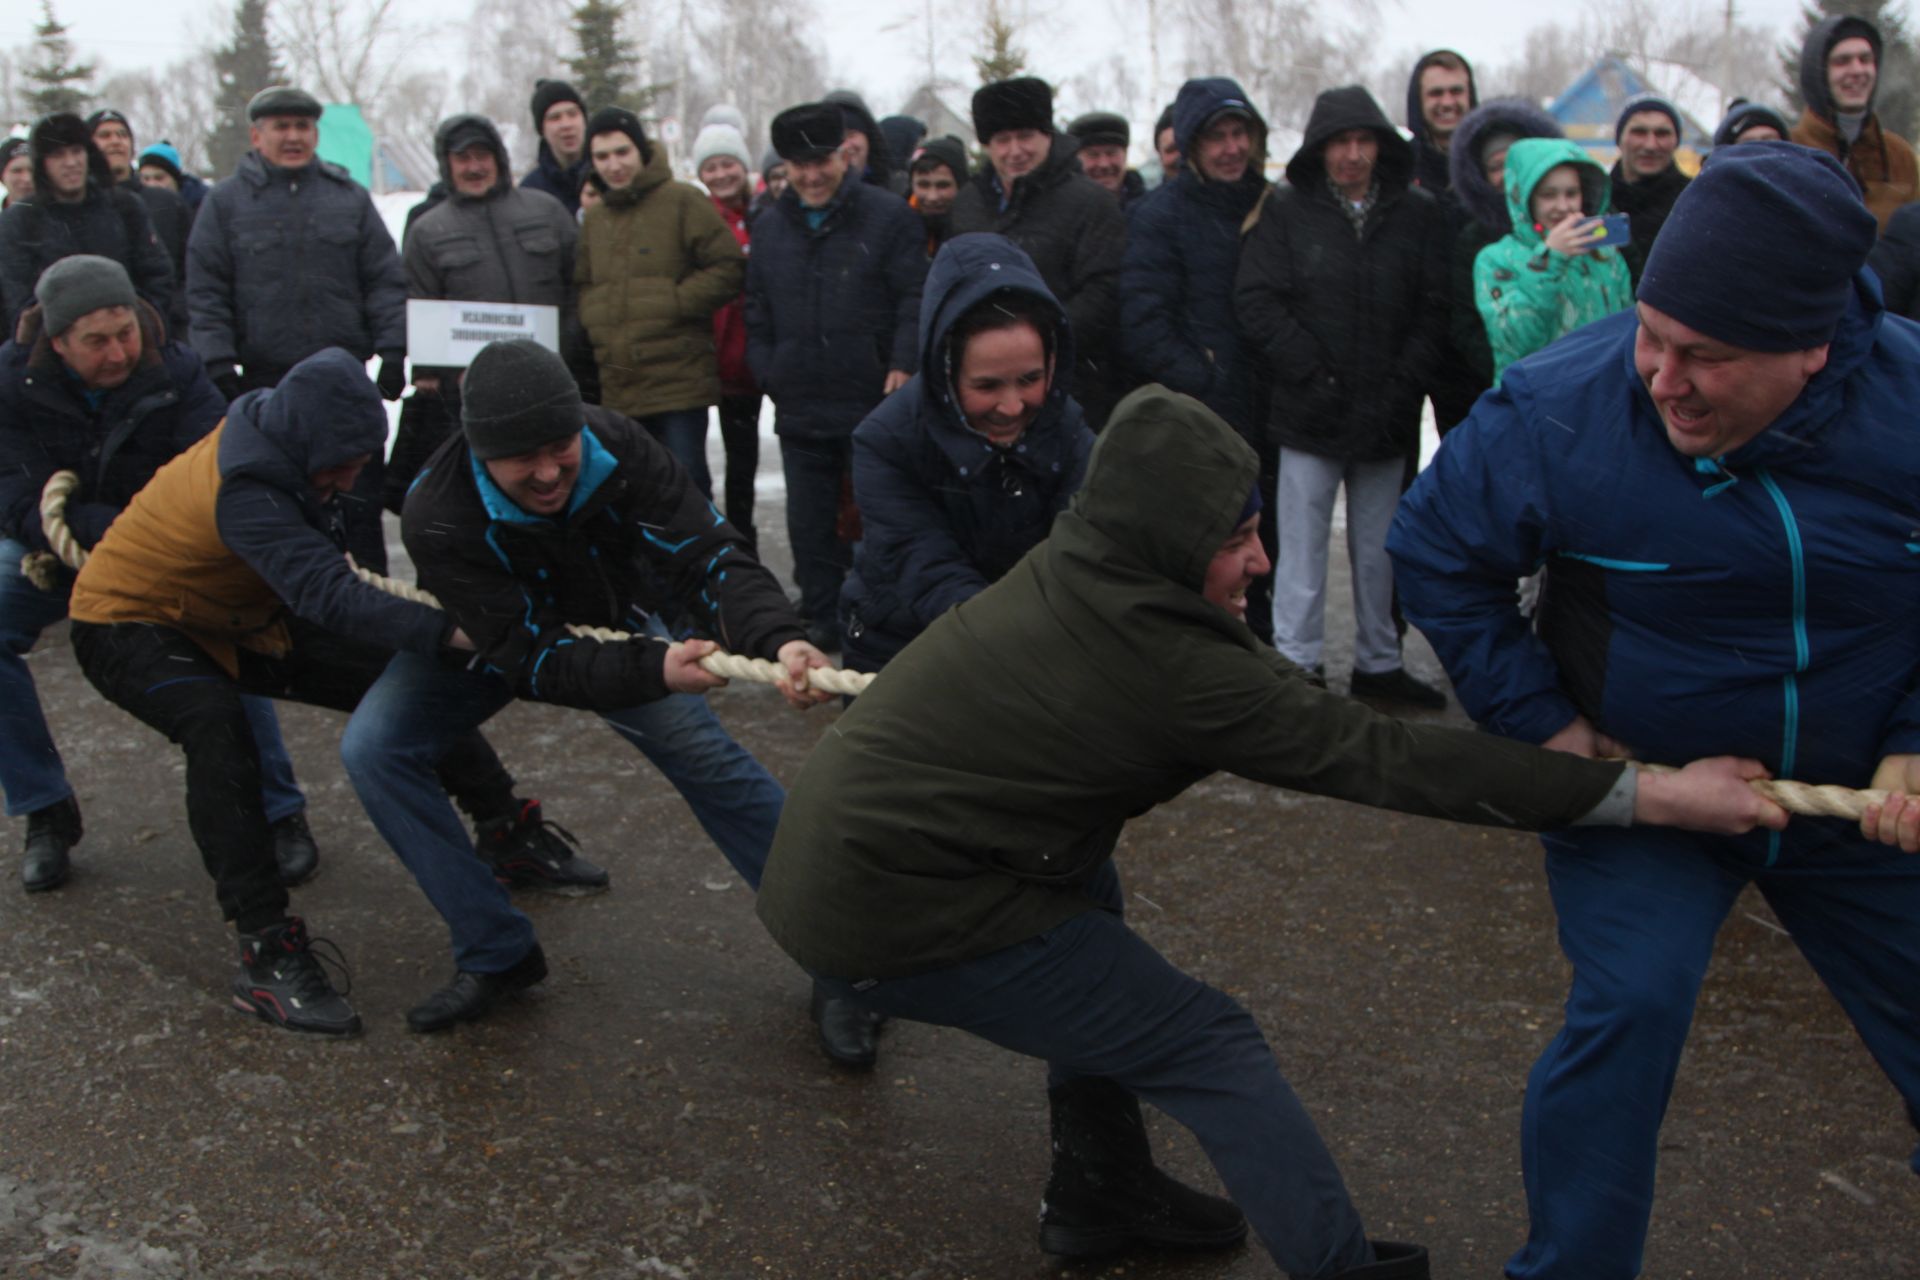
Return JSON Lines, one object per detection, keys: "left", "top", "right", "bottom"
{"left": 972, "top": 77, "right": 1054, "bottom": 142}
{"left": 770, "top": 103, "right": 845, "bottom": 161}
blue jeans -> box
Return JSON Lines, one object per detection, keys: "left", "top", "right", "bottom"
{"left": 640, "top": 407, "right": 713, "bottom": 499}
{"left": 1506, "top": 825, "right": 1920, "bottom": 1279}
{"left": 0, "top": 539, "right": 304, "bottom": 821}
{"left": 339, "top": 619, "right": 785, "bottom": 970}
{"left": 778, "top": 436, "right": 853, "bottom": 633}
{"left": 815, "top": 862, "right": 1372, "bottom": 1278}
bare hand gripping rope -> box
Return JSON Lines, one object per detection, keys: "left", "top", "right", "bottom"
{"left": 27, "top": 470, "right": 877, "bottom": 699}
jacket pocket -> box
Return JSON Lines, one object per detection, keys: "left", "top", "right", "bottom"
{"left": 512, "top": 223, "right": 560, "bottom": 257}
{"left": 426, "top": 232, "right": 485, "bottom": 272}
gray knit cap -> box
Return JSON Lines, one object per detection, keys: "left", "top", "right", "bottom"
{"left": 36, "top": 255, "right": 138, "bottom": 336}
{"left": 461, "top": 339, "right": 585, "bottom": 460}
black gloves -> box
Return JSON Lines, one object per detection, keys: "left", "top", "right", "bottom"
{"left": 376, "top": 354, "right": 407, "bottom": 401}
{"left": 208, "top": 362, "right": 243, "bottom": 403}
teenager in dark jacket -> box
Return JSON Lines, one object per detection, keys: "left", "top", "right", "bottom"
{"left": 1233, "top": 85, "right": 1448, "bottom": 707}
{"left": 759, "top": 385, "right": 1781, "bottom": 1280}
{"left": 840, "top": 235, "right": 1091, "bottom": 673}
{"left": 907, "top": 135, "right": 968, "bottom": 254}
{"left": 1445, "top": 98, "right": 1566, "bottom": 403}
{"left": 519, "top": 79, "right": 590, "bottom": 216}
{"left": 746, "top": 103, "right": 928, "bottom": 651}
{"left": 0, "top": 113, "right": 181, "bottom": 336}
{"left": 1609, "top": 95, "right": 1691, "bottom": 279}
{"left": 391, "top": 113, "right": 582, "bottom": 512}
{"left": 1405, "top": 49, "right": 1476, "bottom": 196}
{"left": 951, "top": 78, "right": 1128, "bottom": 428}
{"left": 86, "top": 109, "right": 193, "bottom": 281}
{"left": 347, "top": 339, "right": 881, "bottom": 1061}
{"left": 67, "top": 348, "right": 556, "bottom": 1037}
{"left": 0, "top": 256, "right": 312, "bottom": 894}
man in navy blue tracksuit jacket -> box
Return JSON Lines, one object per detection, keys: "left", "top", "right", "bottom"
{"left": 1390, "top": 143, "right": 1920, "bottom": 1280}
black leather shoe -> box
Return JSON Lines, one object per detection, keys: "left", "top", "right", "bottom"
{"left": 21, "top": 796, "right": 81, "bottom": 893}
{"left": 1348, "top": 666, "right": 1448, "bottom": 710}
{"left": 810, "top": 980, "right": 883, "bottom": 1069}
{"left": 1331, "top": 1240, "right": 1430, "bottom": 1279}
{"left": 406, "top": 943, "right": 548, "bottom": 1033}
{"left": 271, "top": 812, "right": 320, "bottom": 887}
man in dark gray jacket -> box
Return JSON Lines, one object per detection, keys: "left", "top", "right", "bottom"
{"left": 391, "top": 113, "right": 582, "bottom": 509}
{"left": 185, "top": 85, "right": 408, "bottom": 571}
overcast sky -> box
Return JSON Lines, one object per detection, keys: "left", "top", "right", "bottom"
{"left": 7, "top": 0, "right": 1815, "bottom": 121}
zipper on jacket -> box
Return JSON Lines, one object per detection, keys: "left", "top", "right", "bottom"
{"left": 1756, "top": 468, "right": 1807, "bottom": 867}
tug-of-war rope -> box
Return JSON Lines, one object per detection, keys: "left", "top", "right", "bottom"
{"left": 26, "top": 470, "right": 876, "bottom": 698}
{"left": 23, "top": 471, "right": 1890, "bottom": 819}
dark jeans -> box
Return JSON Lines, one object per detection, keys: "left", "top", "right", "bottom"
{"left": 69, "top": 619, "right": 513, "bottom": 931}
{"left": 778, "top": 435, "right": 853, "bottom": 634}
{"left": 717, "top": 393, "right": 761, "bottom": 546}
{"left": 640, "top": 407, "right": 713, "bottom": 499}
{"left": 814, "top": 863, "right": 1371, "bottom": 1278}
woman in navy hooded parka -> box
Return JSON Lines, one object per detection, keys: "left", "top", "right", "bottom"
{"left": 839, "top": 234, "right": 1094, "bottom": 673}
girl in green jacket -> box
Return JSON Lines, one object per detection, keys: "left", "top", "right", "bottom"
{"left": 1474, "top": 137, "right": 1634, "bottom": 383}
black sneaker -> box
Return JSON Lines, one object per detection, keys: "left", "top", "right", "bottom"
{"left": 231, "top": 917, "right": 361, "bottom": 1036}
{"left": 270, "top": 812, "right": 320, "bottom": 887}
{"left": 21, "top": 796, "right": 81, "bottom": 893}
{"left": 475, "top": 800, "right": 610, "bottom": 895}
{"left": 406, "top": 943, "right": 549, "bottom": 1033}
{"left": 1348, "top": 666, "right": 1448, "bottom": 710}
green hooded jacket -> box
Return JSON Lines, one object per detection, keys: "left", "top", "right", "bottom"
{"left": 755, "top": 386, "right": 1627, "bottom": 980}
{"left": 1473, "top": 137, "right": 1633, "bottom": 384}
{"left": 576, "top": 142, "right": 745, "bottom": 417}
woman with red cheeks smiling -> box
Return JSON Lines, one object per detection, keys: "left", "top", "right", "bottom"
{"left": 837, "top": 233, "right": 1095, "bottom": 676}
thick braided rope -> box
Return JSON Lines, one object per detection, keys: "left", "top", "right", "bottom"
{"left": 19, "top": 471, "right": 84, "bottom": 589}
{"left": 1629, "top": 761, "right": 1886, "bottom": 823}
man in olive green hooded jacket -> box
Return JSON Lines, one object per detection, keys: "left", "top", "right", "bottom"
{"left": 756, "top": 385, "right": 1785, "bottom": 1279}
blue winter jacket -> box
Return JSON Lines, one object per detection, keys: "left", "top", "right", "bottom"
{"left": 1119, "top": 77, "right": 1270, "bottom": 440}
{"left": 744, "top": 172, "right": 928, "bottom": 440}
{"left": 520, "top": 139, "right": 588, "bottom": 216}
{"left": 839, "top": 234, "right": 1093, "bottom": 669}
{"left": 186, "top": 151, "right": 407, "bottom": 377}
{"left": 1389, "top": 277, "right": 1920, "bottom": 859}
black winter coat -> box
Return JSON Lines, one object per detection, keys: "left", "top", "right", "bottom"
{"left": 1235, "top": 87, "right": 1448, "bottom": 463}
{"left": 840, "top": 234, "right": 1093, "bottom": 670}
{"left": 1870, "top": 201, "right": 1920, "bottom": 320}
{"left": 401, "top": 408, "right": 805, "bottom": 710}
{"left": 0, "top": 300, "right": 223, "bottom": 554}
{"left": 949, "top": 135, "right": 1128, "bottom": 425}
{"left": 125, "top": 176, "right": 192, "bottom": 280}
{"left": 1608, "top": 161, "right": 1690, "bottom": 283}
{"left": 186, "top": 152, "right": 407, "bottom": 378}
{"left": 1120, "top": 168, "right": 1268, "bottom": 439}
{"left": 0, "top": 182, "right": 182, "bottom": 336}
{"left": 744, "top": 174, "right": 927, "bottom": 441}
{"left": 520, "top": 141, "right": 587, "bottom": 216}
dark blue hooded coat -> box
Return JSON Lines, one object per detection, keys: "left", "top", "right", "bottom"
{"left": 1118, "top": 78, "right": 1270, "bottom": 441}
{"left": 838, "top": 234, "right": 1092, "bottom": 670}
{"left": 212, "top": 348, "right": 448, "bottom": 656}
{"left": 1389, "top": 278, "right": 1920, "bottom": 864}
{"left": 520, "top": 139, "right": 589, "bottom": 216}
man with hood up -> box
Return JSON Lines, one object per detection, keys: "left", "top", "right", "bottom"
{"left": 393, "top": 113, "right": 585, "bottom": 524}
{"left": 1791, "top": 14, "right": 1917, "bottom": 228}
{"left": 0, "top": 112, "right": 181, "bottom": 335}
{"left": 65, "top": 348, "right": 549, "bottom": 1037}
{"left": 823, "top": 88, "right": 899, "bottom": 193}
{"left": 951, "top": 77, "right": 1128, "bottom": 428}
{"left": 1405, "top": 49, "right": 1476, "bottom": 196}
{"left": 1233, "top": 85, "right": 1448, "bottom": 707}
{"left": 1444, "top": 97, "right": 1566, "bottom": 405}
{"left": 757, "top": 383, "right": 1785, "bottom": 1280}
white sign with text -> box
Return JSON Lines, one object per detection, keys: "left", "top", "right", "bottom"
{"left": 407, "top": 299, "right": 561, "bottom": 368}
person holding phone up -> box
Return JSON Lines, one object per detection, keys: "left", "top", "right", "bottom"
{"left": 1474, "top": 137, "right": 1633, "bottom": 383}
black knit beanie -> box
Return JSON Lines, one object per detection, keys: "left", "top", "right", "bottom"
{"left": 585, "top": 106, "right": 650, "bottom": 165}
{"left": 972, "top": 78, "right": 1054, "bottom": 141}
{"left": 462, "top": 340, "right": 586, "bottom": 460}
{"left": 531, "top": 79, "right": 585, "bottom": 134}
{"left": 1638, "top": 141, "right": 1876, "bottom": 352}
{"left": 912, "top": 134, "right": 970, "bottom": 184}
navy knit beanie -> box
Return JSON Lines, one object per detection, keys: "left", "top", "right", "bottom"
{"left": 1614, "top": 94, "right": 1682, "bottom": 143}
{"left": 1637, "top": 141, "right": 1875, "bottom": 352}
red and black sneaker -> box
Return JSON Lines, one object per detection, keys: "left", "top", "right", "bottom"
{"left": 230, "top": 917, "right": 361, "bottom": 1036}
{"left": 475, "top": 800, "right": 610, "bottom": 895}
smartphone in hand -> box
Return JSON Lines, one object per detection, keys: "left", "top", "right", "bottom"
{"left": 1583, "top": 213, "right": 1633, "bottom": 249}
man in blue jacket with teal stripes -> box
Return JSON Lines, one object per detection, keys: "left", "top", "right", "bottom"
{"left": 1390, "top": 142, "right": 1920, "bottom": 1279}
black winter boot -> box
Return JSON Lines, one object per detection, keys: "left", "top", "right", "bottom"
{"left": 21, "top": 796, "right": 81, "bottom": 892}
{"left": 1331, "top": 1240, "right": 1430, "bottom": 1278}
{"left": 1037, "top": 1076, "right": 1248, "bottom": 1258}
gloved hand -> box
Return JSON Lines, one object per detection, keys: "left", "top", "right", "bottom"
{"left": 376, "top": 354, "right": 407, "bottom": 401}
{"left": 209, "top": 362, "right": 243, "bottom": 403}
